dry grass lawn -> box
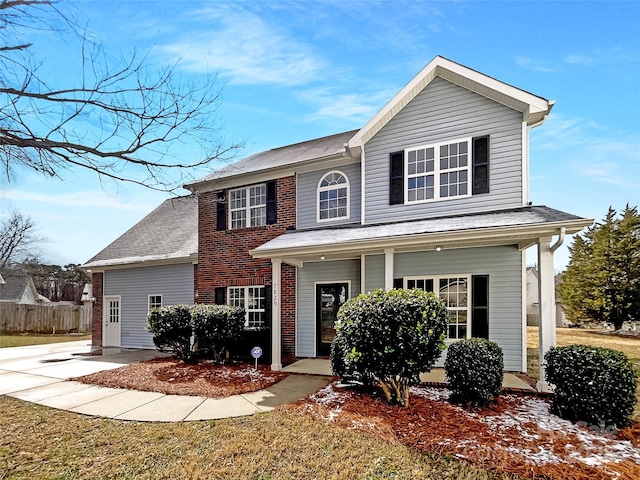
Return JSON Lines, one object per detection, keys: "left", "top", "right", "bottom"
{"left": 0, "top": 396, "right": 518, "bottom": 480}
{"left": 527, "top": 326, "right": 640, "bottom": 420}
{"left": 0, "top": 333, "right": 91, "bottom": 348}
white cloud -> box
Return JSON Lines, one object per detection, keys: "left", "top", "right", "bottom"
{"left": 516, "top": 56, "right": 557, "bottom": 73}
{"left": 162, "top": 8, "right": 324, "bottom": 86}
{"left": 563, "top": 54, "right": 596, "bottom": 66}
{"left": 2, "top": 190, "right": 156, "bottom": 213}
{"left": 297, "top": 87, "right": 393, "bottom": 125}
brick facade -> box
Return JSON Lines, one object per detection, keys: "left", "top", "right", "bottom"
{"left": 196, "top": 175, "right": 297, "bottom": 362}
{"left": 91, "top": 272, "right": 103, "bottom": 347}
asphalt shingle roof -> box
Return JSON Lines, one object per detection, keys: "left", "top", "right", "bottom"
{"left": 0, "top": 275, "right": 30, "bottom": 302}
{"left": 82, "top": 195, "right": 198, "bottom": 268}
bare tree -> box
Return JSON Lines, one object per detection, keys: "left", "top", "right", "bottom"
{"left": 0, "top": 0, "right": 240, "bottom": 192}
{"left": 0, "top": 210, "right": 41, "bottom": 270}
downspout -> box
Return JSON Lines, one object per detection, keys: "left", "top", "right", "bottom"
{"left": 550, "top": 227, "right": 565, "bottom": 253}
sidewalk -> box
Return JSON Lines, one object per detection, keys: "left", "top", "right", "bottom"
{"left": 0, "top": 341, "right": 330, "bottom": 422}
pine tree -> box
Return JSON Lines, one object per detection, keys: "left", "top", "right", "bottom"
{"left": 558, "top": 205, "right": 640, "bottom": 329}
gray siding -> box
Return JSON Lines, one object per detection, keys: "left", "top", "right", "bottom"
{"left": 364, "top": 77, "right": 524, "bottom": 224}
{"left": 297, "top": 161, "right": 361, "bottom": 229}
{"left": 104, "top": 263, "right": 194, "bottom": 349}
{"left": 390, "top": 246, "right": 523, "bottom": 371}
{"left": 364, "top": 254, "right": 384, "bottom": 293}
{"left": 296, "top": 259, "right": 361, "bottom": 357}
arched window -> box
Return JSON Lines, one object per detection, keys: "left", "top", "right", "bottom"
{"left": 317, "top": 171, "right": 349, "bottom": 221}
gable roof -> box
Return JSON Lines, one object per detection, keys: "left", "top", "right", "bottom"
{"left": 0, "top": 275, "right": 39, "bottom": 303}
{"left": 349, "top": 56, "right": 553, "bottom": 148}
{"left": 82, "top": 195, "right": 198, "bottom": 269}
{"left": 186, "top": 130, "right": 358, "bottom": 193}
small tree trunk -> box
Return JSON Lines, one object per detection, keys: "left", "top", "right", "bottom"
{"left": 378, "top": 377, "right": 410, "bottom": 407}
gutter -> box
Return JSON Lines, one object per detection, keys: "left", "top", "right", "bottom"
{"left": 550, "top": 227, "right": 566, "bottom": 253}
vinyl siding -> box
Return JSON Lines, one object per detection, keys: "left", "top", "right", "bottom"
{"left": 364, "top": 77, "right": 524, "bottom": 224}
{"left": 364, "top": 246, "right": 523, "bottom": 371}
{"left": 296, "top": 161, "right": 361, "bottom": 229}
{"left": 104, "top": 263, "right": 194, "bottom": 349}
{"left": 296, "top": 259, "right": 361, "bottom": 357}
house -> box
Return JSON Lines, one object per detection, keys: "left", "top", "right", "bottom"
{"left": 86, "top": 56, "right": 592, "bottom": 390}
{"left": 0, "top": 275, "right": 50, "bottom": 305}
{"left": 82, "top": 196, "right": 197, "bottom": 348}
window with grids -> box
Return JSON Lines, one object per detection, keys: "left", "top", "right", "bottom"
{"left": 318, "top": 171, "right": 349, "bottom": 221}
{"left": 406, "top": 139, "right": 470, "bottom": 203}
{"left": 405, "top": 276, "right": 470, "bottom": 340}
{"left": 227, "top": 286, "right": 266, "bottom": 328}
{"left": 148, "top": 295, "right": 162, "bottom": 312}
{"left": 229, "top": 184, "right": 266, "bottom": 229}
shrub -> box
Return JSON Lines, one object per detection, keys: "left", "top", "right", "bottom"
{"left": 146, "top": 304, "right": 193, "bottom": 361}
{"left": 191, "top": 304, "right": 245, "bottom": 363}
{"left": 232, "top": 326, "right": 271, "bottom": 364}
{"left": 331, "top": 288, "right": 448, "bottom": 407}
{"left": 544, "top": 344, "right": 637, "bottom": 428}
{"left": 445, "top": 338, "right": 504, "bottom": 407}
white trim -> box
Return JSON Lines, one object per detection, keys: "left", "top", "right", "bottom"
{"left": 361, "top": 148, "right": 366, "bottom": 225}
{"left": 102, "top": 295, "right": 122, "bottom": 347}
{"left": 271, "top": 259, "right": 282, "bottom": 371}
{"left": 227, "top": 285, "right": 266, "bottom": 328}
{"left": 316, "top": 170, "right": 350, "bottom": 223}
{"left": 521, "top": 249, "right": 528, "bottom": 373}
{"left": 228, "top": 183, "right": 267, "bottom": 230}
{"left": 360, "top": 254, "right": 366, "bottom": 295}
{"left": 384, "top": 248, "right": 394, "bottom": 291}
{"left": 522, "top": 121, "right": 529, "bottom": 206}
{"left": 404, "top": 137, "right": 472, "bottom": 205}
{"left": 404, "top": 274, "right": 472, "bottom": 341}
{"left": 148, "top": 294, "right": 163, "bottom": 313}
{"left": 313, "top": 280, "right": 352, "bottom": 357}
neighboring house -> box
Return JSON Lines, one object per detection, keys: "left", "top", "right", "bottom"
{"left": 0, "top": 275, "right": 50, "bottom": 305}
{"left": 82, "top": 196, "right": 197, "bottom": 348}
{"left": 526, "top": 267, "right": 567, "bottom": 327}
{"left": 80, "top": 283, "right": 93, "bottom": 306}
{"left": 86, "top": 56, "right": 592, "bottom": 389}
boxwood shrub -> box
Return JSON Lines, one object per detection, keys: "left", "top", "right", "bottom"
{"left": 444, "top": 338, "right": 504, "bottom": 407}
{"left": 191, "top": 304, "right": 245, "bottom": 363}
{"left": 146, "top": 304, "right": 193, "bottom": 361}
{"left": 331, "top": 288, "right": 448, "bottom": 407}
{"left": 544, "top": 344, "right": 637, "bottom": 428}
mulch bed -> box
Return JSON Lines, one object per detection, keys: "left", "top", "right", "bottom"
{"left": 280, "top": 382, "right": 640, "bottom": 480}
{"left": 72, "top": 358, "right": 288, "bottom": 398}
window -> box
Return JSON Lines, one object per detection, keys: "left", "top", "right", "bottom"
{"left": 148, "top": 295, "right": 162, "bottom": 312}
{"left": 406, "top": 139, "right": 470, "bottom": 203}
{"left": 405, "top": 276, "right": 470, "bottom": 340}
{"left": 317, "top": 171, "right": 349, "bottom": 221}
{"left": 229, "top": 184, "right": 266, "bottom": 229}
{"left": 227, "top": 286, "right": 266, "bottom": 328}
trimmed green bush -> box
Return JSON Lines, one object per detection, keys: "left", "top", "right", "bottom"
{"left": 191, "top": 304, "right": 245, "bottom": 363}
{"left": 445, "top": 338, "right": 504, "bottom": 407}
{"left": 544, "top": 344, "right": 637, "bottom": 428}
{"left": 146, "top": 304, "right": 193, "bottom": 361}
{"left": 331, "top": 288, "right": 448, "bottom": 407}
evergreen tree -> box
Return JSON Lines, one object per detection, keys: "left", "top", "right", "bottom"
{"left": 558, "top": 205, "right": 640, "bottom": 329}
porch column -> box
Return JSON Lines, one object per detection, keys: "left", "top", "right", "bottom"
{"left": 384, "top": 248, "right": 394, "bottom": 291}
{"left": 537, "top": 237, "right": 556, "bottom": 392}
{"left": 271, "top": 258, "right": 282, "bottom": 371}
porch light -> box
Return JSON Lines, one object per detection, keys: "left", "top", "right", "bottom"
{"left": 435, "top": 245, "right": 443, "bottom": 252}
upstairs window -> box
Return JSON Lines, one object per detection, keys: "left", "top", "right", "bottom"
{"left": 229, "top": 184, "right": 266, "bottom": 229}
{"left": 317, "top": 171, "right": 349, "bottom": 221}
{"left": 406, "top": 139, "right": 470, "bottom": 203}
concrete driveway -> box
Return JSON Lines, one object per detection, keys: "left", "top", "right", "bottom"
{"left": 0, "top": 341, "right": 330, "bottom": 421}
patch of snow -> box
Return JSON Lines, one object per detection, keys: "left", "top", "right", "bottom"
{"left": 410, "top": 386, "right": 450, "bottom": 401}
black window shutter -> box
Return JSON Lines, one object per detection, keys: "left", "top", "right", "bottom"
{"left": 393, "top": 278, "right": 403, "bottom": 289}
{"left": 264, "top": 286, "right": 272, "bottom": 328}
{"left": 266, "top": 180, "right": 277, "bottom": 225}
{"left": 216, "top": 191, "right": 227, "bottom": 231}
{"left": 472, "top": 136, "right": 490, "bottom": 195}
{"left": 471, "top": 275, "right": 489, "bottom": 339}
{"left": 214, "top": 287, "right": 225, "bottom": 305}
{"left": 389, "top": 151, "right": 404, "bottom": 205}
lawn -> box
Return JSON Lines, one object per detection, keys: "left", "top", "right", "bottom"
{"left": 0, "top": 396, "right": 517, "bottom": 480}
{"left": 527, "top": 326, "right": 640, "bottom": 420}
{"left": 0, "top": 333, "right": 91, "bottom": 348}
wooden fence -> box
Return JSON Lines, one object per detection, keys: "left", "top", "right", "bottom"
{"left": 0, "top": 303, "right": 92, "bottom": 334}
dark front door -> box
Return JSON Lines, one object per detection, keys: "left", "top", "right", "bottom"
{"left": 316, "top": 283, "right": 348, "bottom": 357}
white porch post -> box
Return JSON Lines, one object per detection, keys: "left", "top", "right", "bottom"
{"left": 537, "top": 237, "right": 556, "bottom": 392}
{"left": 271, "top": 258, "right": 282, "bottom": 371}
{"left": 384, "top": 248, "right": 394, "bottom": 291}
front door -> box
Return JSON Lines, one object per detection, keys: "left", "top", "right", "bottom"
{"left": 316, "top": 283, "right": 348, "bottom": 357}
{"left": 103, "top": 296, "right": 121, "bottom": 347}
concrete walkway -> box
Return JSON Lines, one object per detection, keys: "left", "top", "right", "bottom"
{"left": 0, "top": 341, "right": 330, "bottom": 422}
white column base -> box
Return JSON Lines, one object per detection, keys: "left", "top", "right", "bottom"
{"left": 271, "top": 363, "right": 283, "bottom": 372}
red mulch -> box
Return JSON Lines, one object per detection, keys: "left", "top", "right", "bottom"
{"left": 280, "top": 382, "right": 640, "bottom": 480}
{"left": 72, "top": 358, "right": 288, "bottom": 398}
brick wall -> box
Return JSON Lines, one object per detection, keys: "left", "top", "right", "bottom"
{"left": 196, "top": 175, "right": 297, "bottom": 361}
{"left": 91, "top": 272, "right": 103, "bottom": 347}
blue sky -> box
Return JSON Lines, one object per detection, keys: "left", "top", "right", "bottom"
{"left": 1, "top": 0, "right": 638, "bottom": 270}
